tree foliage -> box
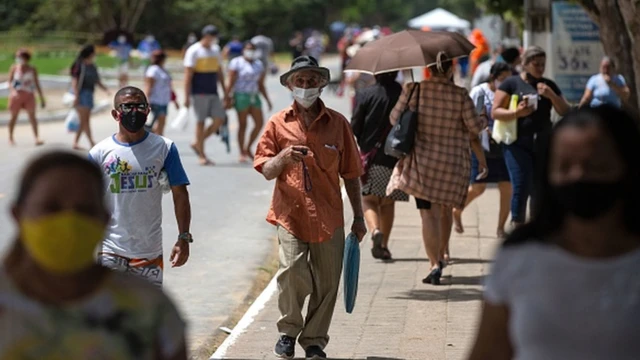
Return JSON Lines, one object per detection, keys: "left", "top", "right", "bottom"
{"left": 474, "top": 0, "right": 523, "bottom": 30}
{"left": 0, "top": 0, "right": 481, "bottom": 48}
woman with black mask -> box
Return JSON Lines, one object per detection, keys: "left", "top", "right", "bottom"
{"left": 492, "top": 46, "right": 570, "bottom": 227}
{"left": 468, "top": 105, "right": 640, "bottom": 360}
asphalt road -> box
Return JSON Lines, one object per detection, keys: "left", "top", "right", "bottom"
{"left": 0, "top": 59, "right": 351, "bottom": 353}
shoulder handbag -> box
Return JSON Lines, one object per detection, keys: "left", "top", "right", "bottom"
{"left": 478, "top": 88, "right": 503, "bottom": 159}
{"left": 384, "top": 83, "right": 421, "bottom": 159}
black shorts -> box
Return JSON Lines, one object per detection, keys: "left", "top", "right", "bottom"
{"left": 415, "top": 198, "right": 432, "bottom": 210}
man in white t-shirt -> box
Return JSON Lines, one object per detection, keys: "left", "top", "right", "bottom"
{"left": 90, "top": 86, "right": 192, "bottom": 287}
{"left": 184, "top": 25, "right": 229, "bottom": 166}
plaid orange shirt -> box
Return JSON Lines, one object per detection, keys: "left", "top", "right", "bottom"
{"left": 387, "top": 78, "right": 486, "bottom": 208}
{"left": 254, "top": 100, "right": 363, "bottom": 243}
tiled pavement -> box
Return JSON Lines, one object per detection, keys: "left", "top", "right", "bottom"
{"left": 213, "top": 187, "right": 503, "bottom": 360}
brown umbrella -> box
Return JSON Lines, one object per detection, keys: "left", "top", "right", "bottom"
{"left": 345, "top": 30, "right": 475, "bottom": 75}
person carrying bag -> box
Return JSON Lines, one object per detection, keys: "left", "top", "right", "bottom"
{"left": 384, "top": 82, "right": 420, "bottom": 158}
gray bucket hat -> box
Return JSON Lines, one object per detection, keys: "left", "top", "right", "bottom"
{"left": 279, "top": 55, "right": 330, "bottom": 87}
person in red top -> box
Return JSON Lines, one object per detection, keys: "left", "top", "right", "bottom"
{"left": 253, "top": 56, "right": 366, "bottom": 360}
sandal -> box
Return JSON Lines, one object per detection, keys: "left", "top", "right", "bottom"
{"left": 371, "top": 231, "right": 384, "bottom": 259}
{"left": 381, "top": 247, "right": 392, "bottom": 260}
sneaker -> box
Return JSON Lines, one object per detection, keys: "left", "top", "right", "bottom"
{"left": 274, "top": 335, "right": 295, "bottom": 359}
{"left": 305, "top": 345, "right": 327, "bottom": 359}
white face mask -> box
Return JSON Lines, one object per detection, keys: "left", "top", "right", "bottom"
{"left": 188, "top": 35, "right": 197, "bottom": 43}
{"left": 292, "top": 87, "right": 321, "bottom": 108}
{"left": 15, "top": 57, "right": 24, "bottom": 65}
{"left": 118, "top": 36, "right": 126, "bottom": 44}
{"left": 213, "top": 38, "right": 219, "bottom": 45}
{"left": 243, "top": 49, "right": 255, "bottom": 60}
{"left": 494, "top": 80, "right": 502, "bottom": 89}
{"left": 146, "top": 36, "right": 155, "bottom": 42}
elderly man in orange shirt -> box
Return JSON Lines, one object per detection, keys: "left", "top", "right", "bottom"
{"left": 254, "top": 55, "right": 367, "bottom": 360}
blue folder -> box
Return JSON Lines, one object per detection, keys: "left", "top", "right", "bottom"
{"left": 343, "top": 232, "right": 360, "bottom": 313}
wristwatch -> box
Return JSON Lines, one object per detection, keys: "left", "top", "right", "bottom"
{"left": 178, "top": 232, "right": 193, "bottom": 243}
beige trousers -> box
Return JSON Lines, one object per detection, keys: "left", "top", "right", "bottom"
{"left": 276, "top": 226, "right": 345, "bottom": 349}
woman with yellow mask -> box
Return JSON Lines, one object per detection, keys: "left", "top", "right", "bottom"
{"left": 0, "top": 151, "right": 187, "bottom": 360}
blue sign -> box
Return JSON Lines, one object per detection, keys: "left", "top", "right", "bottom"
{"left": 551, "top": 2, "right": 604, "bottom": 103}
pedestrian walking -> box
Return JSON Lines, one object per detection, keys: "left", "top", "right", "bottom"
{"left": 89, "top": 86, "right": 192, "bottom": 287}
{"left": 579, "top": 56, "right": 630, "bottom": 108}
{"left": 70, "top": 45, "right": 110, "bottom": 150}
{"left": 6, "top": 48, "right": 45, "bottom": 146}
{"left": 145, "top": 50, "right": 179, "bottom": 136}
{"left": 492, "top": 46, "right": 570, "bottom": 228}
{"left": 453, "top": 62, "right": 513, "bottom": 238}
{"left": 227, "top": 41, "right": 273, "bottom": 163}
{"left": 253, "top": 56, "right": 366, "bottom": 360}
{"left": 183, "top": 25, "right": 229, "bottom": 166}
{"left": 289, "top": 31, "right": 305, "bottom": 60}
{"left": 251, "top": 30, "right": 275, "bottom": 74}
{"left": 182, "top": 32, "right": 198, "bottom": 58}
{"left": 0, "top": 151, "right": 187, "bottom": 359}
{"left": 470, "top": 44, "right": 505, "bottom": 88}
{"left": 109, "top": 33, "right": 133, "bottom": 87}
{"left": 468, "top": 105, "right": 640, "bottom": 360}
{"left": 351, "top": 71, "right": 408, "bottom": 260}
{"left": 138, "top": 33, "right": 161, "bottom": 69}
{"left": 386, "top": 52, "right": 487, "bottom": 285}
{"left": 222, "top": 35, "right": 244, "bottom": 62}
{"left": 305, "top": 30, "right": 325, "bottom": 63}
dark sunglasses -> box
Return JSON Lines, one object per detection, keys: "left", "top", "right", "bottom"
{"left": 118, "top": 103, "right": 149, "bottom": 113}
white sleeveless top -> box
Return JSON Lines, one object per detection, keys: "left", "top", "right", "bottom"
{"left": 12, "top": 66, "right": 35, "bottom": 93}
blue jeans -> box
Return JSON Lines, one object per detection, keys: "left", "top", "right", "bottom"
{"left": 502, "top": 143, "right": 535, "bottom": 223}
{"left": 78, "top": 89, "right": 94, "bottom": 109}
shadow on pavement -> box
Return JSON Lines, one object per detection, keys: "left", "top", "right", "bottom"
{"left": 456, "top": 234, "right": 499, "bottom": 241}
{"left": 442, "top": 274, "right": 486, "bottom": 286}
{"left": 390, "top": 287, "right": 483, "bottom": 302}
{"left": 449, "top": 257, "right": 493, "bottom": 265}
{"left": 383, "top": 257, "right": 428, "bottom": 263}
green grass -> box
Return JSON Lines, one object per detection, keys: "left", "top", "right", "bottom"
{"left": 0, "top": 97, "right": 7, "bottom": 111}
{"left": 0, "top": 53, "right": 122, "bottom": 75}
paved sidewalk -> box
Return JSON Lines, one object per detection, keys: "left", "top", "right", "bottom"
{"left": 213, "top": 188, "right": 503, "bottom": 360}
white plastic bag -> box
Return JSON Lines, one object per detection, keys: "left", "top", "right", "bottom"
{"left": 157, "top": 169, "right": 171, "bottom": 194}
{"left": 62, "top": 92, "right": 76, "bottom": 107}
{"left": 64, "top": 109, "right": 80, "bottom": 133}
{"left": 492, "top": 94, "right": 519, "bottom": 145}
{"left": 170, "top": 107, "right": 190, "bottom": 131}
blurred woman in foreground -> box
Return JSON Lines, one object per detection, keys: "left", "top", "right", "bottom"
{"left": 0, "top": 151, "right": 187, "bottom": 360}
{"left": 468, "top": 105, "right": 640, "bottom": 360}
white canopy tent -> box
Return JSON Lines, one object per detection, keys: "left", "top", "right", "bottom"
{"left": 407, "top": 8, "right": 471, "bottom": 31}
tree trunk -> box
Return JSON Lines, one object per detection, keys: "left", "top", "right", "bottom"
{"left": 581, "top": 0, "right": 639, "bottom": 110}
{"left": 126, "top": 0, "right": 148, "bottom": 33}
{"left": 617, "top": 0, "right": 640, "bottom": 112}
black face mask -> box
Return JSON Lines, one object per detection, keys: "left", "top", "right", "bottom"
{"left": 552, "top": 181, "right": 623, "bottom": 220}
{"left": 119, "top": 110, "right": 148, "bottom": 133}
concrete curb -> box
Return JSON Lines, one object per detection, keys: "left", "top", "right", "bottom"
{"left": 0, "top": 101, "right": 111, "bottom": 126}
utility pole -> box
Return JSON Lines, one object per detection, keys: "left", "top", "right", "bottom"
{"left": 523, "top": 0, "right": 553, "bottom": 77}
